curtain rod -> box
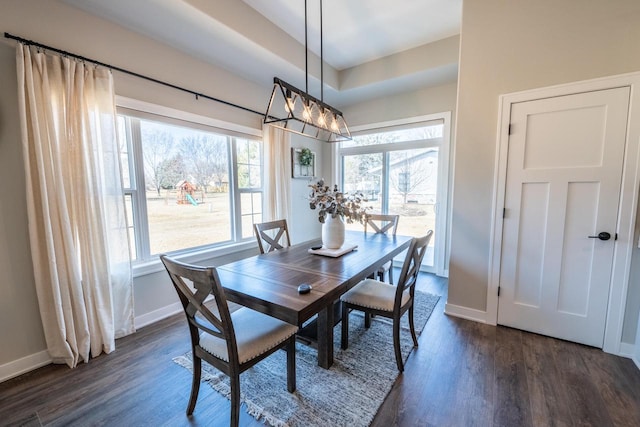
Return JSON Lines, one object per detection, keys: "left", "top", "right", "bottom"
{"left": 4, "top": 32, "right": 265, "bottom": 118}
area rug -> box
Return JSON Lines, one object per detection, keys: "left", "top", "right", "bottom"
{"left": 173, "top": 291, "right": 439, "bottom": 427}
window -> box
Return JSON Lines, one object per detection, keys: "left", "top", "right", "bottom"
{"left": 117, "top": 111, "right": 263, "bottom": 262}
{"left": 339, "top": 115, "right": 450, "bottom": 275}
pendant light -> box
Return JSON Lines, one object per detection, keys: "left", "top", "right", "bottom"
{"left": 263, "top": 0, "right": 351, "bottom": 142}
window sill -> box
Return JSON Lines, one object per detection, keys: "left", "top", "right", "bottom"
{"left": 132, "top": 240, "right": 258, "bottom": 278}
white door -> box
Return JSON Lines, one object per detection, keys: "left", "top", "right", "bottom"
{"left": 498, "top": 87, "right": 630, "bottom": 347}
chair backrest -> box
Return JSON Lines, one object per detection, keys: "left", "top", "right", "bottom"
{"left": 365, "top": 214, "right": 399, "bottom": 235}
{"left": 394, "top": 230, "right": 434, "bottom": 309}
{"left": 254, "top": 219, "right": 291, "bottom": 254}
{"left": 160, "top": 254, "right": 239, "bottom": 366}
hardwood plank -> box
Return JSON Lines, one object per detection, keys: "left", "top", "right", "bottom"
{"left": 551, "top": 339, "right": 615, "bottom": 427}
{"left": 373, "top": 274, "right": 465, "bottom": 426}
{"left": 577, "top": 343, "right": 640, "bottom": 426}
{"left": 2, "top": 273, "right": 640, "bottom": 427}
{"left": 493, "top": 326, "right": 533, "bottom": 427}
{"left": 451, "top": 320, "right": 495, "bottom": 426}
{"left": 521, "top": 333, "right": 573, "bottom": 427}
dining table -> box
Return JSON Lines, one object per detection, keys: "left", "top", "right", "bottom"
{"left": 216, "top": 230, "right": 413, "bottom": 369}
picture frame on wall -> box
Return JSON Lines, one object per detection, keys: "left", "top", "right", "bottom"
{"left": 291, "top": 147, "right": 316, "bottom": 178}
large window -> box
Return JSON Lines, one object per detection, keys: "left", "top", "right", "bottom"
{"left": 117, "top": 111, "right": 263, "bottom": 262}
{"left": 340, "top": 115, "right": 450, "bottom": 275}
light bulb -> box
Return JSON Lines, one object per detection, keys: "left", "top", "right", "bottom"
{"left": 318, "top": 109, "right": 327, "bottom": 127}
{"left": 302, "top": 103, "right": 311, "bottom": 121}
{"left": 330, "top": 115, "right": 340, "bottom": 132}
{"left": 284, "top": 90, "right": 295, "bottom": 113}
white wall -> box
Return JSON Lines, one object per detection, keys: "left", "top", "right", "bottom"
{"left": 0, "top": 39, "right": 46, "bottom": 365}
{"left": 450, "top": 0, "right": 640, "bottom": 344}
{"left": 288, "top": 135, "right": 326, "bottom": 243}
{"left": 343, "top": 82, "right": 457, "bottom": 128}
{"left": 635, "top": 310, "right": 640, "bottom": 368}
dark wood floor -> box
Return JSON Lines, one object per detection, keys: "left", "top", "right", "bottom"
{"left": 2, "top": 273, "right": 639, "bottom": 427}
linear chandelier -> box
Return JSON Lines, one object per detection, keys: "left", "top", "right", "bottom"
{"left": 264, "top": 0, "right": 351, "bottom": 142}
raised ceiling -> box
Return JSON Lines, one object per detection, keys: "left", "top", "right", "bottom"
{"left": 242, "top": 0, "right": 461, "bottom": 70}
{"left": 61, "top": 0, "right": 461, "bottom": 107}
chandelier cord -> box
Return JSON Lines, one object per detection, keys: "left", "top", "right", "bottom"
{"left": 320, "top": 0, "right": 324, "bottom": 102}
{"left": 305, "top": 0, "right": 309, "bottom": 94}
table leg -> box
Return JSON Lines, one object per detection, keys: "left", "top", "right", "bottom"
{"left": 317, "top": 304, "right": 334, "bottom": 368}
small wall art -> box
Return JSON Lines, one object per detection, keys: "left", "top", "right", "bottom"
{"left": 291, "top": 147, "right": 316, "bottom": 178}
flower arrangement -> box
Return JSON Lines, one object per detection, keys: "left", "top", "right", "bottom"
{"left": 308, "top": 179, "right": 369, "bottom": 224}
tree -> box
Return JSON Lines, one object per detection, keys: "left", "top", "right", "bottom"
{"left": 389, "top": 151, "right": 436, "bottom": 205}
{"left": 158, "top": 154, "right": 186, "bottom": 189}
{"left": 236, "top": 139, "right": 261, "bottom": 189}
{"left": 141, "top": 128, "right": 176, "bottom": 196}
{"left": 179, "top": 134, "right": 227, "bottom": 193}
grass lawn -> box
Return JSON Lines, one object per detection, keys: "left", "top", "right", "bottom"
{"left": 145, "top": 189, "right": 436, "bottom": 265}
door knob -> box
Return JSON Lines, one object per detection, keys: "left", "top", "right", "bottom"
{"left": 588, "top": 232, "right": 611, "bottom": 241}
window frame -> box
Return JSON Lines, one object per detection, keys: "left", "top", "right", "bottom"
{"left": 116, "top": 97, "right": 263, "bottom": 276}
{"left": 337, "top": 112, "right": 452, "bottom": 276}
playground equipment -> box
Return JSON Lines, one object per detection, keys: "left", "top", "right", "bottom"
{"left": 185, "top": 194, "right": 198, "bottom": 206}
{"left": 176, "top": 180, "right": 198, "bottom": 205}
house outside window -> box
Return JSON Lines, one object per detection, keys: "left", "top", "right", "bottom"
{"left": 117, "top": 109, "right": 263, "bottom": 263}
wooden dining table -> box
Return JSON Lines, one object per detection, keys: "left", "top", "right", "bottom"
{"left": 216, "top": 230, "right": 413, "bottom": 368}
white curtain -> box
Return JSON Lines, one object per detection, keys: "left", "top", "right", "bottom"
{"left": 16, "top": 44, "right": 134, "bottom": 368}
{"left": 263, "top": 124, "right": 291, "bottom": 222}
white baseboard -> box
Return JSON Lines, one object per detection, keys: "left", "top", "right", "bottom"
{"left": 618, "top": 342, "right": 635, "bottom": 358}
{"left": 618, "top": 342, "right": 640, "bottom": 371}
{"left": 134, "top": 302, "right": 183, "bottom": 329}
{"left": 0, "top": 350, "right": 51, "bottom": 383}
{"left": 444, "top": 302, "right": 488, "bottom": 324}
{"left": 1, "top": 302, "right": 183, "bottom": 384}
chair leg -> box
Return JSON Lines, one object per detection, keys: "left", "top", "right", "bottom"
{"left": 409, "top": 303, "right": 418, "bottom": 347}
{"left": 389, "top": 266, "right": 394, "bottom": 285}
{"left": 341, "top": 302, "right": 349, "bottom": 349}
{"left": 230, "top": 373, "right": 241, "bottom": 427}
{"left": 186, "top": 355, "right": 202, "bottom": 415}
{"left": 393, "top": 318, "right": 404, "bottom": 372}
{"left": 364, "top": 312, "right": 372, "bottom": 328}
{"left": 286, "top": 337, "right": 296, "bottom": 392}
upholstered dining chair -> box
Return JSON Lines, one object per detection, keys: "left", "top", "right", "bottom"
{"left": 254, "top": 219, "right": 291, "bottom": 254}
{"left": 340, "top": 230, "right": 433, "bottom": 372}
{"left": 364, "top": 214, "right": 400, "bottom": 284}
{"left": 160, "top": 255, "right": 298, "bottom": 427}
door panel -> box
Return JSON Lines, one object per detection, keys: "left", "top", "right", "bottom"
{"left": 513, "top": 182, "right": 548, "bottom": 308}
{"left": 523, "top": 105, "right": 607, "bottom": 169}
{"left": 498, "top": 87, "right": 630, "bottom": 347}
{"left": 557, "top": 182, "right": 599, "bottom": 316}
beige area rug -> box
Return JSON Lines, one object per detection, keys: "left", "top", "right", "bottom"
{"left": 174, "top": 291, "right": 439, "bottom": 427}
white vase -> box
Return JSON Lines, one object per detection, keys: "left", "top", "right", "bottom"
{"left": 322, "top": 215, "right": 345, "bottom": 249}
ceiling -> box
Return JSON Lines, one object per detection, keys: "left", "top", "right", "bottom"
{"left": 241, "top": 0, "right": 461, "bottom": 70}
{"left": 61, "top": 0, "right": 462, "bottom": 107}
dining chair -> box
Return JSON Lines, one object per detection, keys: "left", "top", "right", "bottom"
{"left": 364, "top": 214, "right": 400, "bottom": 284}
{"left": 340, "top": 230, "right": 433, "bottom": 372}
{"left": 254, "top": 219, "right": 291, "bottom": 254}
{"left": 160, "top": 255, "right": 298, "bottom": 427}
